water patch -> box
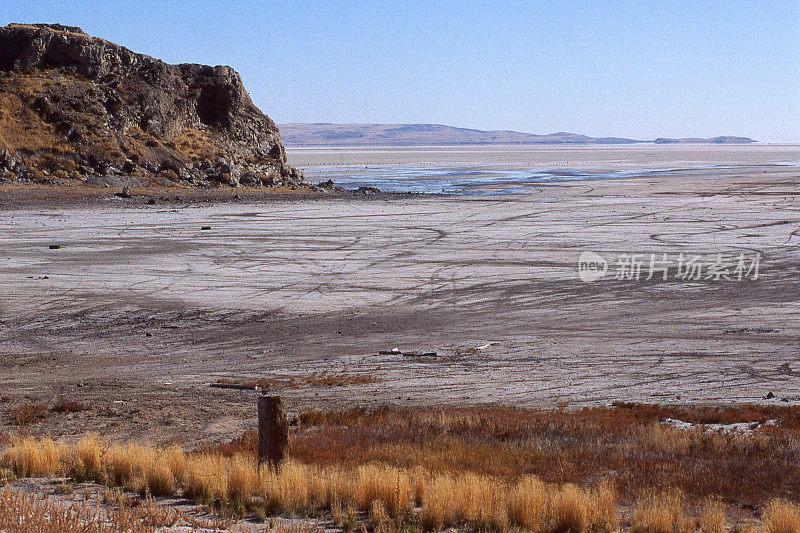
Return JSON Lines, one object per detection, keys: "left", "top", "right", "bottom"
{"left": 301, "top": 163, "right": 783, "bottom": 195}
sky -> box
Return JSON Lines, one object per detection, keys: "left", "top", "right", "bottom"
{"left": 3, "top": 1, "right": 799, "bottom": 142}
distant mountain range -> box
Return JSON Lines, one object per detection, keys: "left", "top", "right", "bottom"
{"left": 279, "top": 123, "right": 756, "bottom": 146}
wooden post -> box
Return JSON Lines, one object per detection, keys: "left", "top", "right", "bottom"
{"left": 258, "top": 395, "right": 288, "bottom": 469}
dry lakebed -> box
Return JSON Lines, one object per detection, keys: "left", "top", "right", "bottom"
{"left": 1, "top": 144, "right": 799, "bottom": 445}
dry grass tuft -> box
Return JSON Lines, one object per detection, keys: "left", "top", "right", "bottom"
{"left": 369, "top": 499, "right": 390, "bottom": 527}
{"left": 633, "top": 490, "right": 692, "bottom": 533}
{"left": 354, "top": 464, "right": 411, "bottom": 517}
{"left": 68, "top": 433, "right": 105, "bottom": 481}
{"left": 2, "top": 437, "right": 64, "bottom": 478}
{"left": 144, "top": 455, "right": 176, "bottom": 497}
{"left": 508, "top": 476, "right": 546, "bottom": 531}
{"left": 164, "top": 444, "right": 188, "bottom": 485}
{"left": 590, "top": 481, "right": 617, "bottom": 532}
{"left": 183, "top": 453, "right": 230, "bottom": 503}
{"left": 762, "top": 499, "right": 800, "bottom": 533}
{"left": 699, "top": 498, "right": 729, "bottom": 533}
{"left": 549, "top": 483, "right": 589, "bottom": 533}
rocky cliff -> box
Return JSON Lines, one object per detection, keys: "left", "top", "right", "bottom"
{"left": 0, "top": 23, "right": 306, "bottom": 189}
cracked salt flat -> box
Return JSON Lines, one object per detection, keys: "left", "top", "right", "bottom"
{"left": 0, "top": 145, "right": 799, "bottom": 430}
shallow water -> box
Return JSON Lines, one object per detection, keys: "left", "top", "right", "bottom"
{"left": 299, "top": 164, "right": 713, "bottom": 194}
{"left": 288, "top": 145, "right": 800, "bottom": 195}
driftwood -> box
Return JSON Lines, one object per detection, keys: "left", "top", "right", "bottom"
{"left": 377, "top": 349, "right": 438, "bottom": 357}
{"left": 210, "top": 382, "right": 257, "bottom": 391}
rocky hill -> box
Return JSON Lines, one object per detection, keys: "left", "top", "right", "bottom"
{"left": 279, "top": 123, "right": 756, "bottom": 146}
{"left": 0, "top": 23, "right": 306, "bottom": 189}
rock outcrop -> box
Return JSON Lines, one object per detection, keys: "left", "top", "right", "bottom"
{"left": 0, "top": 23, "right": 306, "bottom": 188}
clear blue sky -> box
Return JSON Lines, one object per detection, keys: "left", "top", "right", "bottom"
{"left": 3, "top": 1, "right": 799, "bottom": 142}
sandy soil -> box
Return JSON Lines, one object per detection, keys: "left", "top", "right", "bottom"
{"left": 1, "top": 145, "right": 799, "bottom": 446}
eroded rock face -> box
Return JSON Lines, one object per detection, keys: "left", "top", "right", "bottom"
{"left": 0, "top": 23, "right": 304, "bottom": 188}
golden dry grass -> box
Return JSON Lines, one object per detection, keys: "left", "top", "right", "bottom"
{"left": 2, "top": 437, "right": 64, "bottom": 478}
{"left": 762, "top": 500, "right": 800, "bottom": 533}
{"left": 632, "top": 490, "right": 692, "bottom": 533}
{"left": 369, "top": 499, "right": 390, "bottom": 527}
{"left": 286, "top": 404, "right": 800, "bottom": 509}
{"left": 0, "top": 486, "right": 230, "bottom": 532}
{"left": 1, "top": 435, "right": 621, "bottom": 530}
{"left": 507, "top": 476, "right": 547, "bottom": 531}
{"left": 699, "top": 498, "right": 729, "bottom": 533}
{"left": 0, "top": 77, "right": 62, "bottom": 153}
{"left": 2, "top": 403, "right": 800, "bottom": 532}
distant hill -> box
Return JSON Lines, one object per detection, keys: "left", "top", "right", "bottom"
{"left": 279, "top": 123, "right": 756, "bottom": 146}
{"left": 279, "top": 123, "right": 639, "bottom": 146}
{"left": 653, "top": 136, "right": 756, "bottom": 144}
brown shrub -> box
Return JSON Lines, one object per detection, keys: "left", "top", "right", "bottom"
{"left": 51, "top": 400, "right": 87, "bottom": 413}
{"left": 10, "top": 403, "right": 47, "bottom": 426}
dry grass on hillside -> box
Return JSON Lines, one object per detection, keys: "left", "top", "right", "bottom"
{"left": 0, "top": 75, "right": 64, "bottom": 154}
{"left": 0, "top": 70, "right": 225, "bottom": 184}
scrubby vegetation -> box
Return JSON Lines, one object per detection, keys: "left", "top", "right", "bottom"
{"left": 270, "top": 404, "right": 800, "bottom": 507}
{"left": 2, "top": 403, "right": 800, "bottom": 531}
{"left": 0, "top": 485, "right": 231, "bottom": 532}
{"left": 1, "top": 434, "right": 618, "bottom": 531}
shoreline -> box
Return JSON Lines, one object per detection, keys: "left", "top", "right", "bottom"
{"left": 0, "top": 182, "right": 436, "bottom": 210}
